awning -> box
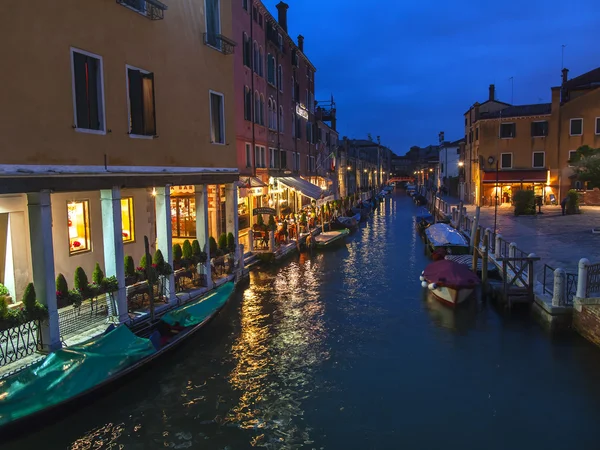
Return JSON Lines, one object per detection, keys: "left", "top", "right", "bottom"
{"left": 482, "top": 170, "right": 547, "bottom": 183}
{"left": 239, "top": 176, "right": 266, "bottom": 188}
{"left": 277, "top": 177, "right": 323, "bottom": 200}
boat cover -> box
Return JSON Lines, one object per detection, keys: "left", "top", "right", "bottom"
{"left": 445, "top": 254, "right": 498, "bottom": 272}
{"left": 425, "top": 223, "right": 468, "bottom": 247}
{"left": 314, "top": 229, "right": 349, "bottom": 244}
{"left": 423, "top": 259, "right": 480, "bottom": 289}
{"left": 161, "top": 281, "right": 234, "bottom": 327}
{"left": 0, "top": 325, "right": 156, "bottom": 426}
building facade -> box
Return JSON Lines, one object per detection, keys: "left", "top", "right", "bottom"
{"left": 463, "top": 69, "right": 600, "bottom": 206}
{"left": 437, "top": 138, "right": 464, "bottom": 197}
{"left": 1, "top": 0, "right": 238, "bottom": 350}
{"left": 338, "top": 138, "right": 393, "bottom": 197}
{"left": 234, "top": 0, "right": 332, "bottom": 251}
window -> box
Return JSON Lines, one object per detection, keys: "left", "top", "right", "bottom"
{"left": 280, "top": 149, "right": 287, "bottom": 169}
{"left": 171, "top": 197, "right": 196, "bottom": 238}
{"left": 292, "top": 113, "right": 296, "bottom": 138}
{"left": 127, "top": 66, "right": 156, "bottom": 137}
{"left": 292, "top": 76, "right": 295, "bottom": 101}
{"left": 245, "top": 143, "right": 251, "bottom": 167}
{"left": 269, "top": 147, "right": 276, "bottom": 168}
{"left": 242, "top": 0, "right": 248, "bottom": 11}
{"left": 244, "top": 86, "right": 252, "bottom": 121}
{"left": 259, "top": 94, "right": 265, "bottom": 126}
{"left": 204, "top": 0, "right": 221, "bottom": 50}
{"left": 296, "top": 152, "right": 301, "bottom": 171}
{"left": 306, "top": 89, "right": 309, "bottom": 107}
{"left": 242, "top": 33, "right": 251, "bottom": 67}
{"left": 499, "top": 123, "right": 516, "bottom": 138}
{"left": 71, "top": 48, "right": 105, "bottom": 133}
{"left": 291, "top": 152, "right": 297, "bottom": 170}
{"left": 209, "top": 91, "right": 225, "bottom": 144}
{"left": 271, "top": 100, "right": 277, "bottom": 130}
{"left": 310, "top": 156, "right": 315, "bottom": 172}
{"left": 68, "top": 200, "right": 91, "bottom": 255}
{"left": 277, "top": 33, "right": 283, "bottom": 51}
{"left": 258, "top": 47, "right": 264, "bottom": 77}
{"left": 570, "top": 118, "right": 583, "bottom": 136}
{"left": 267, "top": 54, "right": 275, "bottom": 85}
{"left": 261, "top": 146, "right": 266, "bottom": 167}
{"left": 595, "top": 117, "right": 600, "bottom": 135}
{"left": 254, "top": 145, "right": 265, "bottom": 167}
{"left": 277, "top": 65, "right": 283, "bottom": 92}
{"left": 295, "top": 115, "right": 302, "bottom": 139}
{"left": 475, "top": 127, "right": 479, "bottom": 140}
{"left": 122, "top": 0, "right": 146, "bottom": 13}
{"left": 258, "top": 13, "right": 263, "bottom": 27}
{"left": 253, "top": 41, "right": 259, "bottom": 73}
{"left": 532, "top": 152, "right": 545, "bottom": 168}
{"left": 121, "top": 197, "right": 135, "bottom": 243}
{"left": 253, "top": 5, "right": 257, "bottom": 21}
{"left": 279, "top": 106, "right": 284, "bottom": 132}
{"left": 306, "top": 122, "right": 313, "bottom": 143}
{"left": 500, "top": 153, "right": 513, "bottom": 169}
{"left": 267, "top": 98, "right": 274, "bottom": 129}
{"left": 568, "top": 150, "right": 577, "bottom": 167}
{"left": 531, "top": 121, "right": 548, "bottom": 137}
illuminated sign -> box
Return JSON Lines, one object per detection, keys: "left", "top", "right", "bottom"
{"left": 295, "top": 104, "right": 309, "bottom": 120}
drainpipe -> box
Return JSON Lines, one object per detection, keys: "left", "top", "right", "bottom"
{"left": 250, "top": 8, "right": 256, "bottom": 177}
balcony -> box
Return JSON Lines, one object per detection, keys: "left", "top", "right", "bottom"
{"left": 116, "top": 0, "right": 167, "bottom": 20}
{"left": 203, "top": 33, "right": 236, "bottom": 55}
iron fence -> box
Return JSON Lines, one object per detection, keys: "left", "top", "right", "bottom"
{"left": 542, "top": 264, "right": 577, "bottom": 305}
{"left": 58, "top": 294, "right": 112, "bottom": 339}
{"left": 587, "top": 263, "right": 600, "bottom": 296}
{"left": 0, "top": 320, "right": 42, "bottom": 367}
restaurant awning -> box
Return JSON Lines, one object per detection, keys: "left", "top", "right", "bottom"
{"left": 482, "top": 170, "right": 547, "bottom": 183}
{"left": 239, "top": 176, "right": 266, "bottom": 188}
{"left": 277, "top": 177, "right": 323, "bottom": 200}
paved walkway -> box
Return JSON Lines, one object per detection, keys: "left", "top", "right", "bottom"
{"left": 464, "top": 204, "right": 600, "bottom": 276}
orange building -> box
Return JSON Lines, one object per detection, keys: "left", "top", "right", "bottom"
{"left": 463, "top": 68, "right": 600, "bottom": 206}
{"left": 1, "top": 0, "right": 238, "bottom": 351}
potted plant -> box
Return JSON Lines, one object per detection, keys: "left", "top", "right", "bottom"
{"left": 55, "top": 273, "right": 69, "bottom": 308}
{"left": 191, "top": 239, "right": 202, "bottom": 264}
{"left": 227, "top": 232, "right": 236, "bottom": 254}
{"left": 172, "top": 243, "right": 183, "bottom": 270}
{"left": 124, "top": 255, "right": 137, "bottom": 285}
{"left": 22, "top": 283, "right": 48, "bottom": 323}
{"left": 566, "top": 189, "right": 580, "bottom": 215}
{"left": 74, "top": 266, "right": 90, "bottom": 300}
{"left": 513, "top": 190, "right": 536, "bottom": 216}
{"left": 182, "top": 240, "right": 193, "bottom": 267}
{"left": 209, "top": 236, "right": 218, "bottom": 258}
{"left": 218, "top": 233, "right": 228, "bottom": 257}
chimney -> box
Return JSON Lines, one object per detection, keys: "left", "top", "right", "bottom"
{"left": 488, "top": 84, "right": 495, "bottom": 102}
{"left": 297, "top": 35, "right": 304, "bottom": 53}
{"left": 276, "top": 2, "right": 289, "bottom": 33}
{"left": 562, "top": 68, "right": 569, "bottom": 85}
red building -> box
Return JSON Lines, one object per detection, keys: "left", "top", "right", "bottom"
{"left": 234, "top": 1, "right": 324, "bottom": 249}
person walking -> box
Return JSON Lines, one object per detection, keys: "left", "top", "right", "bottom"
{"left": 561, "top": 197, "right": 567, "bottom": 216}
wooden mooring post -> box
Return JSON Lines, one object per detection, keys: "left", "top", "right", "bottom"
{"left": 471, "top": 227, "right": 481, "bottom": 274}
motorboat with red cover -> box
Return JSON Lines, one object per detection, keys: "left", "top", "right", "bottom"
{"left": 420, "top": 259, "right": 480, "bottom": 307}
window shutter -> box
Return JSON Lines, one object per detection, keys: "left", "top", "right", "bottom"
{"left": 73, "top": 52, "right": 90, "bottom": 129}
{"left": 128, "top": 69, "right": 144, "bottom": 135}
{"left": 142, "top": 72, "right": 156, "bottom": 136}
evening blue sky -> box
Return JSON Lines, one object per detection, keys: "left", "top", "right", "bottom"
{"left": 263, "top": 0, "right": 600, "bottom": 155}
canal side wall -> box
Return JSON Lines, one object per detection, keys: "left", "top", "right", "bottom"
{"left": 573, "top": 298, "right": 600, "bottom": 346}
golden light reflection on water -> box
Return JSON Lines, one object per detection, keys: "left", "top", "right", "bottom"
{"left": 227, "top": 259, "right": 329, "bottom": 447}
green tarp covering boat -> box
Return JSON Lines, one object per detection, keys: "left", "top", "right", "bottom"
{"left": 161, "top": 281, "right": 234, "bottom": 327}
{"left": 0, "top": 325, "right": 156, "bottom": 427}
{"left": 0, "top": 281, "right": 235, "bottom": 432}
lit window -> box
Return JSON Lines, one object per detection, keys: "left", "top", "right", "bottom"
{"left": 68, "top": 200, "right": 91, "bottom": 255}
{"left": 121, "top": 197, "right": 135, "bottom": 243}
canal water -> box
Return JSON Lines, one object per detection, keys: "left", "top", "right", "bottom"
{"left": 7, "top": 192, "right": 600, "bottom": 450}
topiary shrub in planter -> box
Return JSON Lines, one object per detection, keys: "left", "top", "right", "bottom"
{"left": 257, "top": 214, "right": 265, "bottom": 229}
{"left": 74, "top": 267, "right": 90, "bottom": 298}
{"left": 268, "top": 215, "right": 276, "bottom": 231}
{"left": 566, "top": 189, "right": 580, "bottom": 214}
{"left": 182, "top": 240, "right": 193, "bottom": 265}
{"left": 173, "top": 243, "right": 183, "bottom": 261}
{"left": 191, "top": 239, "right": 201, "bottom": 262}
{"left": 153, "top": 249, "right": 166, "bottom": 274}
{"left": 513, "top": 190, "right": 536, "bottom": 216}
{"left": 56, "top": 273, "right": 69, "bottom": 307}
{"left": 22, "top": 283, "right": 47, "bottom": 322}
{"left": 209, "top": 236, "right": 218, "bottom": 257}
{"left": 92, "top": 263, "right": 104, "bottom": 286}
{"left": 124, "top": 255, "right": 136, "bottom": 278}
{"left": 227, "top": 232, "right": 236, "bottom": 254}
{"left": 218, "top": 233, "right": 228, "bottom": 256}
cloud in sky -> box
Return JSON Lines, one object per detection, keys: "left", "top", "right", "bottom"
{"left": 262, "top": 0, "right": 600, "bottom": 155}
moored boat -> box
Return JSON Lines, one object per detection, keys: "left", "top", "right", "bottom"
{"left": 313, "top": 229, "right": 350, "bottom": 248}
{"left": 424, "top": 223, "right": 469, "bottom": 255}
{"left": 420, "top": 259, "right": 480, "bottom": 307}
{"left": 0, "top": 282, "right": 236, "bottom": 439}
{"left": 333, "top": 213, "right": 359, "bottom": 230}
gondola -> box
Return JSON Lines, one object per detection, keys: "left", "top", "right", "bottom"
{"left": 0, "top": 281, "right": 236, "bottom": 440}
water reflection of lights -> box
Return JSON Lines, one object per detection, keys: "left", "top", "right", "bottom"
{"left": 227, "top": 259, "right": 328, "bottom": 447}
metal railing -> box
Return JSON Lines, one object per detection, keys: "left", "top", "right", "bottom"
{"left": 543, "top": 264, "right": 578, "bottom": 304}
{"left": 116, "top": 0, "right": 167, "bottom": 20}
{"left": 587, "top": 262, "right": 600, "bottom": 296}
{"left": 0, "top": 320, "right": 42, "bottom": 367}
{"left": 58, "top": 295, "right": 111, "bottom": 339}
{"left": 203, "top": 33, "right": 236, "bottom": 55}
